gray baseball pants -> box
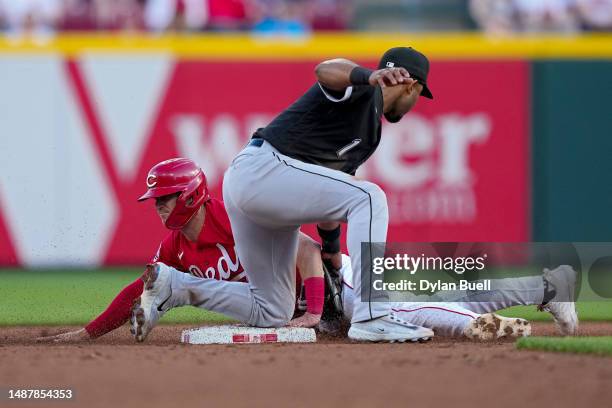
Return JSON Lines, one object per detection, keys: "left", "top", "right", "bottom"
{"left": 219, "top": 140, "right": 390, "bottom": 326}
{"left": 167, "top": 140, "right": 389, "bottom": 326}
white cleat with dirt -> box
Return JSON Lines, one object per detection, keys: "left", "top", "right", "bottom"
{"left": 130, "top": 263, "right": 174, "bottom": 342}
{"left": 463, "top": 313, "right": 531, "bottom": 341}
{"left": 348, "top": 313, "right": 434, "bottom": 343}
{"left": 538, "top": 265, "right": 579, "bottom": 335}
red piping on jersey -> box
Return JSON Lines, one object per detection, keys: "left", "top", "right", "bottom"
{"left": 343, "top": 280, "right": 477, "bottom": 319}
{"left": 342, "top": 280, "right": 353, "bottom": 289}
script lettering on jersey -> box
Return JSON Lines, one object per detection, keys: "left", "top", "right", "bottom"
{"left": 188, "top": 243, "right": 240, "bottom": 280}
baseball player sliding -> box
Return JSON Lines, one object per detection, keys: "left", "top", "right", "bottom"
{"left": 39, "top": 159, "right": 578, "bottom": 343}
{"left": 327, "top": 254, "right": 578, "bottom": 339}
{"left": 38, "top": 158, "right": 328, "bottom": 342}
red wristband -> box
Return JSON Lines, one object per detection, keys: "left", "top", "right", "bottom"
{"left": 304, "top": 277, "right": 325, "bottom": 315}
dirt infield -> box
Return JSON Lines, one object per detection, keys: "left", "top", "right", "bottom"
{"left": 2, "top": 323, "right": 612, "bottom": 408}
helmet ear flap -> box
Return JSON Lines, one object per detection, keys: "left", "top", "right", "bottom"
{"left": 183, "top": 174, "right": 205, "bottom": 208}
{"left": 164, "top": 170, "right": 210, "bottom": 230}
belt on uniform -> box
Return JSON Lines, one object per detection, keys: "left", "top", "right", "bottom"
{"left": 248, "top": 138, "right": 264, "bottom": 148}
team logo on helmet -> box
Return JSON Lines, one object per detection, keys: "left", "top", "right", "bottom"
{"left": 146, "top": 175, "right": 157, "bottom": 188}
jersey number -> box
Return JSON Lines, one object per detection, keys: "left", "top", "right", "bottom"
{"left": 336, "top": 139, "right": 361, "bottom": 158}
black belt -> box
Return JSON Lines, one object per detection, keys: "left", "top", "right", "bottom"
{"left": 248, "top": 138, "right": 264, "bottom": 148}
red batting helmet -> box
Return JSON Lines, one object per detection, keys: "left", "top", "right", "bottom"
{"left": 138, "top": 158, "right": 210, "bottom": 230}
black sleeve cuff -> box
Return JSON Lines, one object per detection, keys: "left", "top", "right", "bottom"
{"left": 349, "top": 66, "right": 374, "bottom": 86}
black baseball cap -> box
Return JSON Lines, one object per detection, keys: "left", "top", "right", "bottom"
{"left": 378, "top": 47, "right": 433, "bottom": 99}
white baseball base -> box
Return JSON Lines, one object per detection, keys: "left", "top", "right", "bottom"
{"left": 180, "top": 325, "right": 317, "bottom": 345}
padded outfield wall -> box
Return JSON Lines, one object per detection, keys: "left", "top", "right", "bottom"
{"left": 0, "top": 34, "right": 610, "bottom": 267}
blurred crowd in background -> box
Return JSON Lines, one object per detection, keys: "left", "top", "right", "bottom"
{"left": 0, "top": 0, "right": 611, "bottom": 38}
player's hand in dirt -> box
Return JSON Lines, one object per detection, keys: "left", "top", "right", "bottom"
{"left": 288, "top": 312, "right": 322, "bottom": 328}
{"left": 369, "top": 67, "right": 415, "bottom": 88}
{"left": 36, "top": 328, "right": 91, "bottom": 343}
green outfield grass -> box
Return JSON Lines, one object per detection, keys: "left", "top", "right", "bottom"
{"left": 0, "top": 269, "right": 232, "bottom": 326}
{"left": 1, "top": 268, "right": 611, "bottom": 326}
{"left": 516, "top": 336, "right": 612, "bottom": 356}
{"left": 498, "top": 303, "right": 612, "bottom": 321}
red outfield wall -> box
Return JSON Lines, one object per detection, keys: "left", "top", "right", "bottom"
{"left": 0, "top": 58, "right": 529, "bottom": 267}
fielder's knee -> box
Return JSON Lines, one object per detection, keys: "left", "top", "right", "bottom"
{"left": 252, "top": 314, "right": 292, "bottom": 328}
{"left": 250, "top": 303, "right": 294, "bottom": 328}
{"left": 357, "top": 182, "right": 388, "bottom": 218}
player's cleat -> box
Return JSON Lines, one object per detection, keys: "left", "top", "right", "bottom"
{"left": 348, "top": 313, "right": 434, "bottom": 343}
{"left": 463, "top": 313, "right": 531, "bottom": 341}
{"left": 538, "top": 265, "right": 579, "bottom": 335}
{"left": 131, "top": 263, "right": 174, "bottom": 342}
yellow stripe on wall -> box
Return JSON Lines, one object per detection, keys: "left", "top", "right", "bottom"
{"left": 1, "top": 33, "right": 611, "bottom": 59}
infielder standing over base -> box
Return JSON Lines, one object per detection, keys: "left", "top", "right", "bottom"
{"left": 221, "top": 47, "right": 435, "bottom": 342}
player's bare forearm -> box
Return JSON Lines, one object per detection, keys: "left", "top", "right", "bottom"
{"left": 297, "top": 232, "right": 324, "bottom": 280}
{"left": 314, "top": 59, "right": 359, "bottom": 91}
{"left": 291, "top": 233, "right": 325, "bottom": 328}
{"left": 315, "top": 59, "right": 414, "bottom": 91}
